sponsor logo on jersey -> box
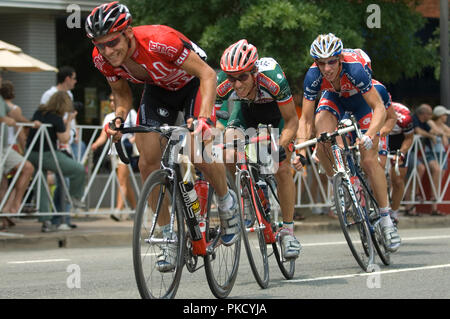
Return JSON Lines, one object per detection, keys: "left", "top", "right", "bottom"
{"left": 217, "top": 80, "right": 233, "bottom": 97}
{"left": 93, "top": 54, "right": 106, "bottom": 71}
{"left": 157, "top": 107, "right": 170, "bottom": 118}
{"left": 175, "top": 47, "right": 190, "bottom": 66}
{"left": 148, "top": 40, "right": 178, "bottom": 58}
{"left": 258, "top": 73, "right": 280, "bottom": 96}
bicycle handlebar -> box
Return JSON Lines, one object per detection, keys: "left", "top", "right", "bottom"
{"left": 386, "top": 149, "right": 401, "bottom": 176}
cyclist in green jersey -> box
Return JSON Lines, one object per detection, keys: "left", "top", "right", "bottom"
{"left": 216, "top": 39, "right": 301, "bottom": 259}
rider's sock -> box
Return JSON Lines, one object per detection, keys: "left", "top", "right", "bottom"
{"left": 282, "top": 221, "right": 294, "bottom": 235}
{"left": 390, "top": 209, "right": 399, "bottom": 220}
{"left": 380, "top": 207, "right": 394, "bottom": 227}
{"left": 218, "top": 189, "right": 234, "bottom": 211}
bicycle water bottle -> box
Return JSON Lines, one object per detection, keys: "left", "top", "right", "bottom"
{"left": 256, "top": 180, "right": 275, "bottom": 243}
{"left": 350, "top": 176, "right": 365, "bottom": 208}
{"left": 180, "top": 181, "right": 206, "bottom": 255}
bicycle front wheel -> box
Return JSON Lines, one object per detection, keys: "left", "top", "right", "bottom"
{"left": 204, "top": 170, "right": 241, "bottom": 298}
{"left": 333, "top": 173, "right": 374, "bottom": 272}
{"left": 132, "top": 169, "right": 186, "bottom": 299}
{"left": 238, "top": 171, "right": 269, "bottom": 289}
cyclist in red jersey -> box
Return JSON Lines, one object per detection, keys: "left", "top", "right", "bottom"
{"left": 378, "top": 102, "right": 415, "bottom": 224}
{"left": 86, "top": 2, "right": 240, "bottom": 271}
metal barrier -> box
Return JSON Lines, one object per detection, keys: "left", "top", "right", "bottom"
{"left": 0, "top": 123, "right": 139, "bottom": 218}
{"left": 1, "top": 122, "right": 449, "bottom": 217}
{"left": 292, "top": 135, "right": 450, "bottom": 209}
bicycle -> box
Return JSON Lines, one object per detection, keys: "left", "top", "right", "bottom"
{"left": 218, "top": 124, "right": 299, "bottom": 289}
{"left": 115, "top": 119, "right": 241, "bottom": 299}
{"left": 294, "top": 116, "right": 391, "bottom": 272}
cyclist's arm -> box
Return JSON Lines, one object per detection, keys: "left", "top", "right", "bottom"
{"left": 380, "top": 105, "right": 396, "bottom": 137}
{"left": 180, "top": 51, "right": 217, "bottom": 119}
{"left": 400, "top": 132, "right": 414, "bottom": 156}
{"left": 278, "top": 99, "right": 299, "bottom": 149}
{"left": 296, "top": 97, "right": 316, "bottom": 157}
{"left": 362, "top": 86, "right": 386, "bottom": 138}
{"left": 109, "top": 78, "right": 133, "bottom": 121}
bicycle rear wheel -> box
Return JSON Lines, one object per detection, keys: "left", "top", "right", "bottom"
{"left": 333, "top": 173, "right": 374, "bottom": 272}
{"left": 360, "top": 182, "right": 391, "bottom": 265}
{"left": 238, "top": 171, "right": 269, "bottom": 289}
{"left": 204, "top": 171, "right": 241, "bottom": 298}
{"left": 133, "top": 170, "right": 185, "bottom": 299}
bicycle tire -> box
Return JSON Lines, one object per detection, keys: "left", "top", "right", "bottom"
{"left": 237, "top": 170, "right": 269, "bottom": 289}
{"left": 333, "top": 173, "right": 374, "bottom": 272}
{"left": 359, "top": 181, "right": 391, "bottom": 265}
{"left": 204, "top": 170, "right": 241, "bottom": 298}
{"left": 265, "top": 178, "right": 295, "bottom": 279}
{"left": 132, "top": 169, "right": 186, "bottom": 299}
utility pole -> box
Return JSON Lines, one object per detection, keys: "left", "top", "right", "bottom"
{"left": 440, "top": 0, "right": 449, "bottom": 108}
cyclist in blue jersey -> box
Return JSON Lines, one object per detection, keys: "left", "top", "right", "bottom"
{"left": 293, "top": 33, "right": 401, "bottom": 252}
{"left": 216, "top": 39, "right": 301, "bottom": 259}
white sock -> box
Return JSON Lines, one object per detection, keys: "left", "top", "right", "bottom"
{"left": 391, "top": 209, "right": 399, "bottom": 220}
{"left": 218, "top": 189, "right": 234, "bottom": 211}
{"left": 380, "top": 207, "right": 394, "bottom": 227}
{"left": 282, "top": 221, "right": 294, "bottom": 235}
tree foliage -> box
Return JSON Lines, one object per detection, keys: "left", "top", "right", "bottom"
{"left": 124, "top": 0, "right": 437, "bottom": 91}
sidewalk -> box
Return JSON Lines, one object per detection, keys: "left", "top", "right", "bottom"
{"left": 1, "top": 212, "right": 450, "bottom": 251}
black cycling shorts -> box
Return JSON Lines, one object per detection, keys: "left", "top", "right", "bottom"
{"left": 137, "top": 78, "right": 203, "bottom": 127}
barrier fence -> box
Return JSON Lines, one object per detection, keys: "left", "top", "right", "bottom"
{"left": 1, "top": 123, "right": 449, "bottom": 218}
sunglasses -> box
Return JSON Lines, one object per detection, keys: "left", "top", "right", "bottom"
{"left": 93, "top": 32, "right": 124, "bottom": 50}
{"left": 315, "top": 58, "right": 339, "bottom": 67}
{"left": 227, "top": 73, "right": 250, "bottom": 83}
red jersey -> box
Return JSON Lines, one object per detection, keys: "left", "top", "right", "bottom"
{"left": 390, "top": 102, "right": 414, "bottom": 135}
{"left": 92, "top": 25, "right": 206, "bottom": 91}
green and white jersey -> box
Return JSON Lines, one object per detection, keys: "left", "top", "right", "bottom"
{"left": 215, "top": 57, "right": 293, "bottom": 108}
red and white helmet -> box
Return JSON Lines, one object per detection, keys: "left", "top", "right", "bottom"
{"left": 85, "top": 1, "right": 132, "bottom": 39}
{"left": 220, "top": 39, "right": 258, "bottom": 74}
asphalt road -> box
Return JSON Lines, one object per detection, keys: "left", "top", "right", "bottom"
{"left": 1, "top": 227, "right": 449, "bottom": 301}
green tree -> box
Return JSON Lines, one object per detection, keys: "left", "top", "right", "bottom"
{"left": 125, "top": 0, "right": 437, "bottom": 91}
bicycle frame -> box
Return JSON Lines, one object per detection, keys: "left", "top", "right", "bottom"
{"left": 229, "top": 127, "right": 278, "bottom": 244}
{"left": 118, "top": 125, "right": 216, "bottom": 257}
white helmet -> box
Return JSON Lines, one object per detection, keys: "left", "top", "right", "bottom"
{"left": 310, "top": 33, "right": 343, "bottom": 59}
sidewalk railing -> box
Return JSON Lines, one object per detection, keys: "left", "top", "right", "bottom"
{"left": 1, "top": 123, "right": 139, "bottom": 217}
{"left": 1, "top": 123, "right": 449, "bottom": 217}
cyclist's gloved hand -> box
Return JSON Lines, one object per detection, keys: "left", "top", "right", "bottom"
{"left": 360, "top": 134, "right": 373, "bottom": 150}
{"left": 105, "top": 116, "right": 125, "bottom": 140}
{"left": 193, "top": 117, "right": 214, "bottom": 140}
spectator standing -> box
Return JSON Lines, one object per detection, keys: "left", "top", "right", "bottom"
{"left": 92, "top": 93, "right": 137, "bottom": 221}
{"left": 26, "top": 91, "right": 86, "bottom": 232}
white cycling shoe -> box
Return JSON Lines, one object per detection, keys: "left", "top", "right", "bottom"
{"left": 279, "top": 228, "right": 302, "bottom": 259}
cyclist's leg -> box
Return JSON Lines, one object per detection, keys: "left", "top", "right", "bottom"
{"left": 183, "top": 80, "right": 239, "bottom": 245}
{"left": 350, "top": 85, "right": 400, "bottom": 251}
{"left": 314, "top": 91, "right": 342, "bottom": 178}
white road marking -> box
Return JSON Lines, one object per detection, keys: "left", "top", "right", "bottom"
{"left": 287, "top": 263, "right": 450, "bottom": 283}
{"left": 301, "top": 234, "right": 450, "bottom": 247}
{"left": 7, "top": 259, "right": 70, "bottom": 264}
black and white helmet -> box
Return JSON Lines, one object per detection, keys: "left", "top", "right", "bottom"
{"left": 310, "top": 33, "right": 343, "bottom": 59}
{"left": 85, "top": 1, "right": 132, "bottom": 39}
